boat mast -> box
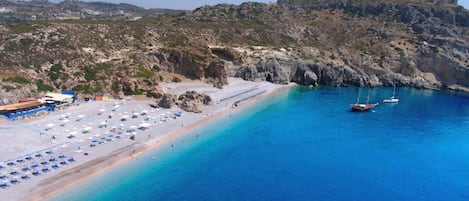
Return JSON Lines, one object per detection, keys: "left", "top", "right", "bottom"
{"left": 366, "top": 87, "right": 370, "bottom": 104}
{"left": 356, "top": 87, "right": 361, "bottom": 104}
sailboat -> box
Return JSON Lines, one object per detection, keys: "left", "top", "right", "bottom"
{"left": 350, "top": 88, "right": 379, "bottom": 112}
{"left": 383, "top": 82, "right": 399, "bottom": 103}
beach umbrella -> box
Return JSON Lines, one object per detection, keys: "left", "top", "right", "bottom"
{"left": 45, "top": 149, "right": 53, "bottom": 154}
{"left": 67, "top": 132, "right": 76, "bottom": 139}
{"left": 11, "top": 176, "right": 19, "bottom": 184}
{"left": 68, "top": 156, "right": 75, "bottom": 162}
{"left": 10, "top": 168, "right": 18, "bottom": 175}
{"left": 0, "top": 162, "right": 4, "bottom": 169}
{"left": 32, "top": 168, "right": 40, "bottom": 176}
{"left": 49, "top": 156, "right": 57, "bottom": 162}
{"left": 42, "top": 165, "right": 49, "bottom": 172}
{"left": 46, "top": 123, "right": 55, "bottom": 128}
{"left": 82, "top": 126, "right": 92, "bottom": 133}
{"left": 22, "top": 165, "right": 29, "bottom": 171}
{"left": 6, "top": 161, "right": 14, "bottom": 166}
{"left": 138, "top": 122, "right": 151, "bottom": 130}
{"left": 52, "top": 162, "right": 59, "bottom": 169}
{"left": 21, "top": 172, "right": 29, "bottom": 180}
{"left": 31, "top": 161, "right": 39, "bottom": 168}
{"left": 60, "top": 143, "right": 69, "bottom": 148}
{"left": 76, "top": 115, "right": 85, "bottom": 121}
{"left": 1, "top": 180, "right": 8, "bottom": 186}
{"left": 98, "top": 108, "right": 106, "bottom": 115}
{"left": 58, "top": 152, "right": 66, "bottom": 158}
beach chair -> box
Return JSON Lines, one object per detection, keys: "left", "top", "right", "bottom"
{"left": 21, "top": 173, "right": 30, "bottom": 180}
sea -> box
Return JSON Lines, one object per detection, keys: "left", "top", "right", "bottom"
{"left": 51, "top": 86, "right": 469, "bottom": 201}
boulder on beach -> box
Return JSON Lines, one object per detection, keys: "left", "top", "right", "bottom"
{"left": 158, "top": 93, "right": 178, "bottom": 108}
{"left": 178, "top": 91, "right": 213, "bottom": 113}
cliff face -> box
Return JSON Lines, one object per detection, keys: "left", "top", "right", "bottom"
{"left": 229, "top": 0, "right": 468, "bottom": 90}
{"left": 0, "top": 0, "right": 468, "bottom": 104}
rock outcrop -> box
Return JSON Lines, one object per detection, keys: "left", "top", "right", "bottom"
{"left": 158, "top": 94, "right": 178, "bottom": 108}
{"left": 177, "top": 91, "right": 213, "bottom": 113}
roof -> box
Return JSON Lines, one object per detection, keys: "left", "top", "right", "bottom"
{"left": 40, "top": 92, "right": 74, "bottom": 103}
{"left": 0, "top": 101, "right": 43, "bottom": 112}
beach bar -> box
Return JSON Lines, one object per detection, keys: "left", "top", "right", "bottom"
{"left": 39, "top": 92, "right": 75, "bottom": 111}
{"left": 0, "top": 91, "right": 77, "bottom": 120}
{"left": 0, "top": 101, "right": 49, "bottom": 120}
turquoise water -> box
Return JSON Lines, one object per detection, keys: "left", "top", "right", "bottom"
{"left": 51, "top": 87, "right": 469, "bottom": 201}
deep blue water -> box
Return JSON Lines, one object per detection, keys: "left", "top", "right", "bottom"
{"left": 51, "top": 87, "right": 469, "bottom": 201}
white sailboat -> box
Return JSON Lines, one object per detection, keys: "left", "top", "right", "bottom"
{"left": 383, "top": 82, "right": 399, "bottom": 103}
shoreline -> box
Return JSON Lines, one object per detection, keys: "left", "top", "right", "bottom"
{"left": 25, "top": 81, "right": 295, "bottom": 201}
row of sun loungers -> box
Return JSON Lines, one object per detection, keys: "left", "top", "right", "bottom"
{"left": 0, "top": 148, "right": 75, "bottom": 189}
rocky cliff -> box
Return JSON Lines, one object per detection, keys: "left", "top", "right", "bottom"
{"left": 0, "top": 0, "right": 468, "bottom": 104}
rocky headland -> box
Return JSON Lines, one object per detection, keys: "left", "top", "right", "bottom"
{"left": 0, "top": 0, "right": 468, "bottom": 105}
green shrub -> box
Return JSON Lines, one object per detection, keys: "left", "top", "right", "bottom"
{"left": 36, "top": 80, "right": 54, "bottom": 92}
{"left": 48, "top": 64, "right": 63, "bottom": 81}
{"left": 84, "top": 66, "right": 98, "bottom": 81}
{"left": 3, "top": 76, "right": 30, "bottom": 84}
{"left": 430, "top": 46, "right": 439, "bottom": 53}
{"left": 9, "top": 24, "right": 37, "bottom": 34}
{"left": 152, "top": 65, "right": 161, "bottom": 72}
{"left": 172, "top": 77, "right": 181, "bottom": 83}
{"left": 60, "top": 73, "right": 70, "bottom": 81}
{"left": 2, "top": 85, "right": 16, "bottom": 92}
{"left": 135, "top": 64, "right": 153, "bottom": 78}
{"left": 131, "top": 88, "right": 145, "bottom": 95}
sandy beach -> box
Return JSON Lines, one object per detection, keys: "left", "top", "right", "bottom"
{"left": 0, "top": 78, "right": 294, "bottom": 201}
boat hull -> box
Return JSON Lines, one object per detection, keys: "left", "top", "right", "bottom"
{"left": 350, "top": 103, "right": 378, "bottom": 112}
{"left": 383, "top": 96, "right": 399, "bottom": 103}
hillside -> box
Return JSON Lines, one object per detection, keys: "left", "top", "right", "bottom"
{"left": 0, "top": 0, "right": 468, "bottom": 104}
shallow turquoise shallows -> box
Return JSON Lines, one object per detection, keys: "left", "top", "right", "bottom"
{"left": 51, "top": 87, "right": 469, "bottom": 201}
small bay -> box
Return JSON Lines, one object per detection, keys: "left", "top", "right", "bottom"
{"left": 51, "top": 86, "right": 469, "bottom": 201}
